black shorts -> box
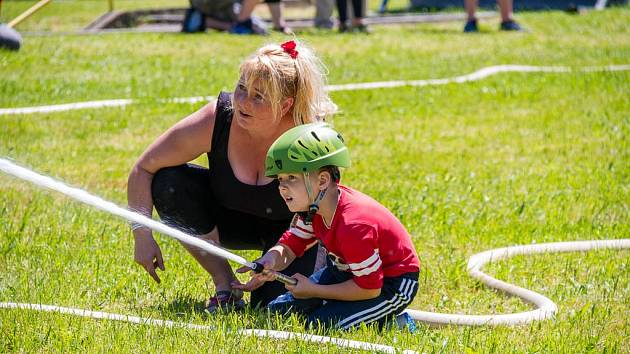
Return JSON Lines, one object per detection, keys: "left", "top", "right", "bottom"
{"left": 151, "top": 164, "right": 318, "bottom": 307}
{"left": 263, "top": 0, "right": 281, "bottom": 3}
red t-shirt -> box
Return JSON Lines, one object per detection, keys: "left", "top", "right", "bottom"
{"left": 278, "top": 185, "right": 420, "bottom": 289}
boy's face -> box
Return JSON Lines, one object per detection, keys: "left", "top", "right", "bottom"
{"left": 277, "top": 173, "right": 318, "bottom": 212}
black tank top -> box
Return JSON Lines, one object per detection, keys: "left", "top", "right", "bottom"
{"left": 207, "top": 92, "right": 292, "bottom": 221}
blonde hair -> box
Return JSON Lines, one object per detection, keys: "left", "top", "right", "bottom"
{"left": 236, "top": 41, "right": 337, "bottom": 125}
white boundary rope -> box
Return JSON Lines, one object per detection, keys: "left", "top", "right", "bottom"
{"left": 406, "top": 239, "right": 629, "bottom": 326}
{"left": 0, "top": 302, "right": 414, "bottom": 354}
{"left": 0, "top": 239, "right": 628, "bottom": 353}
{"left": 0, "top": 96, "right": 214, "bottom": 116}
{"left": 1, "top": 64, "right": 629, "bottom": 116}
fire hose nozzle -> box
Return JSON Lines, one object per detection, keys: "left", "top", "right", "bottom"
{"left": 250, "top": 262, "right": 298, "bottom": 286}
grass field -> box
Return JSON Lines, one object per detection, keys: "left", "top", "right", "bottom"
{"left": 1, "top": 2, "right": 629, "bottom": 352}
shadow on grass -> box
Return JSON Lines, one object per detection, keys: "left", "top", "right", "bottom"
{"left": 156, "top": 295, "right": 207, "bottom": 316}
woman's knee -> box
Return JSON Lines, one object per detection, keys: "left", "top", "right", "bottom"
{"left": 151, "top": 165, "right": 187, "bottom": 205}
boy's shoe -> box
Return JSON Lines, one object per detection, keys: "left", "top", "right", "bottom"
{"left": 395, "top": 312, "right": 417, "bottom": 333}
{"left": 500, "top": 20, "right": 523, "bottom": 31}
{"left": 338, "top": 23, "right": 349, "bottom": 33}
{"left": 463, "top": 19, "right": 478, "bottom": 33}
{"left": 204, "top": 290, "right": 246, "bottom": 313}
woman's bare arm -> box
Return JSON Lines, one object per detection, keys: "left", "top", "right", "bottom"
{"left": 128, "top": 100, "right": 217, "bottom": 282}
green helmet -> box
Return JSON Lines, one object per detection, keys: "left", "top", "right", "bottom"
{"left": 265, "top": 122, "right": 351, "bottom": 177}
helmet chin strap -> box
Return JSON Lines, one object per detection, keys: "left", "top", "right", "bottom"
{"left": 303, "top": 171, "right": 327, "bottom": 225}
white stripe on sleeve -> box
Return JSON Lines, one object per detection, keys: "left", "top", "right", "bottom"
{"left": 347, "top": 250, "right": 380, "bottom": 271}
{"left": 351, "top": 258, "right": 382, "bottom": 277}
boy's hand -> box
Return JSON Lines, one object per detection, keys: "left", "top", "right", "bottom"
{"left": 285, "top": 273, "right": 316, "bottom": 299}
{"left": 232, "top": 259, "right": 276, "bottom": 292}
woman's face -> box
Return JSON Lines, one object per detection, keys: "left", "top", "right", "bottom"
{"left": 233, "top": 76, "right": 278, "bottom": 131}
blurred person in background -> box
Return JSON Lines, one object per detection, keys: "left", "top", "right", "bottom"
{"left": 464, "top": 0, "right": 523, "bottom": 32}
{"left": 232, "top": 0, "right": 293, "bottom": 34}
{"left": 314, "top": 0, "right": 335, "bottom": 29}
{"left": 336, "top": 0, "right": 369, "bottom": 33}
{"left": 182, "top": 0, "right": 291, "bottom": 35}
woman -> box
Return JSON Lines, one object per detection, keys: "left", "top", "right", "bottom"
{"left": 128, "top": 40, "right": 336, "bottom": 311}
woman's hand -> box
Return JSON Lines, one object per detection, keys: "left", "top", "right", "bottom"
{"left": 284, "top": 273, "right": 317, "bottom": 299}
{"left": 133, "top": 229, "right": 165, "bottom": 283}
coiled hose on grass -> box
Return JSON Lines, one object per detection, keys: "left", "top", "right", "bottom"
{"left": 1, "top": 152, "right": 628, "bottom": 353}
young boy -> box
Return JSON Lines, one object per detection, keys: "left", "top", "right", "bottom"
{"left": 234, "top": 123, "right": 420, "bottom": 330}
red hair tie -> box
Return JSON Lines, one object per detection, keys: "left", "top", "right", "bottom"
{"left": 280, "top": 40, "right": 299, "bottom": 59}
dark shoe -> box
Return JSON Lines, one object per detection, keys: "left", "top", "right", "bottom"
{"left": 204, "top": 290, "right": 246, "bottom": 313}
{"left": 230, "top": 18, "right": 268, "bottom": 35}
{"left": 353, "top": 24, "right": 371, "bottom": 34}
{"left": 314, "top": 19, "right": 334, "bottom": 29}
{"left": 463, "top": 19, "right": 478, "bottom": 33}
{"left": 0, "top": 23, "right": 22, "bottom": 50}
{"left": 500, "top": 20, "right": 523, "bottom": 31}
{"left": 230, "top": 19, "right": 254, "bottom": 34}
{"left": 182, "top": 8, "right": 206, "bottom": 33}
{"left": 338, "top": 23, "right": 349, "bottom": 33}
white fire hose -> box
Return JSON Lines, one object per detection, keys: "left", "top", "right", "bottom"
{"left": 1, "top": 158, "right": 628, "bottom": 353}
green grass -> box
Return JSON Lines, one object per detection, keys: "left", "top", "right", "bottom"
{"left": 1, "top": 5, "right": 629, "bottom": 353}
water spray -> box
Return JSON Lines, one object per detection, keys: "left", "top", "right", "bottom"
{"left": 0, "top": 158, "right": 295, "bottom": 285}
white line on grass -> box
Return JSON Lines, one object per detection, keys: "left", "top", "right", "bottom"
{"left": 0, "top": 96, "right": 214, "bottom": 115}
{"left": 1, "top": 238, "right": 628, "bottom": 352}
{"left": 1, "top": 64, "right": 629, "bottom": 116}
{"left": 0, "top": 302, "right": 414, "bottom": 354}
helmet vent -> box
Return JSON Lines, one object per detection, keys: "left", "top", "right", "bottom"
{"left": 311, "top": 132, "right": 321, "bottom": 141}
{"left": 298, "top": 140, "right": 318, "bottom": 157}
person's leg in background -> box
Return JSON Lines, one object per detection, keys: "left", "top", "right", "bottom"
{"left": 463, "top": 0, "right": 479, "bottom": 32}
{"left": 231, "top": 0, "right": 270, "bottom": 34}
{"left": 350, "top": 0, "right": 369, "bottom": 33}
{"left": 336, "top": 0, "right": 349, "bottom": 32}
{"left": 497, "top": 0, "right": 523, "bottom": 31}
{"left": 463, "top": 0, "right": 522, "bottom": 32}
{"left": 314, "top": 0, "right": 335, "bottom": 29}
{"left": 267, "top": 0, "right": 292, "bottom": 34}
{"left": 237, "top": 0, "right": 259, "bottom": 22}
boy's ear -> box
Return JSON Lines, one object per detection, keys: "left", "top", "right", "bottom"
{"left": 317, "top": 170, "right": 332, "bottom": 191}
